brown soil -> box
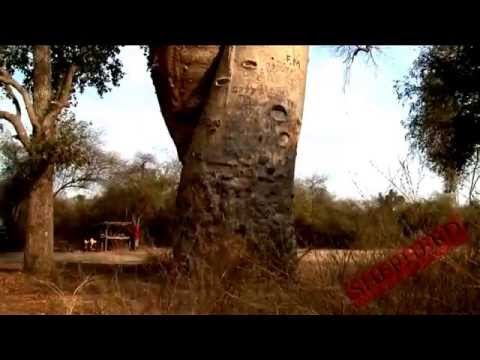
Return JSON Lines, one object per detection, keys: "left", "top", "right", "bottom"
{"left": 0, "top": 247, "right": 474, "bottom": 314}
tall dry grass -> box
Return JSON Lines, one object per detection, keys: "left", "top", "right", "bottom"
{"left": 9, "top": 157, "right": 480, "bottom": 314}
{"left": 28, "top": 245, "right": 480, "bottom": 315}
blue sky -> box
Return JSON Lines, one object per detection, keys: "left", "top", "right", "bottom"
{"left": 297, "top": 46, "right": 443, "bottom": 200}
{"left": 1, "top": 46, "right": 449, "bottom": 200}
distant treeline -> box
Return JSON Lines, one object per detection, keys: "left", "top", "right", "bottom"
{"left": 2, "top": 152, "right": 480, "bottom": 251}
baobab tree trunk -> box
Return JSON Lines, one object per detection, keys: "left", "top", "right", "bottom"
{"left": 151, "top": 46, "right": 309, "bottom": 273}
{"left": 24, "top": 46, "right": 54, "bottom": 274}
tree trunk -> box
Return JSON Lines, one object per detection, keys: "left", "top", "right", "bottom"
{"left": 24, "top": 165, "right": 54, "bottom": 273}
{"left": 444, "top": 170, "right": 459, "bottom": 206}
{"left": 24, "top": 45, "right": 54, "bottom": 274}
{"left": 151, "top": 46, "right": 309, "bottom": 273}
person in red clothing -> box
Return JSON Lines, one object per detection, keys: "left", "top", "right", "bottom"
{"left": 131, "top": 223, "right": 141, "bottom": 250}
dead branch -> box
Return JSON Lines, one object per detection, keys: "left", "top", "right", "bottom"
{"left": 336, "top": 45, "right": 381, "bottom": 91}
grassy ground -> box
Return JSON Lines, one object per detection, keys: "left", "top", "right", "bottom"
{"left": 0, "top": 247, "right": 479, "bottom": 314}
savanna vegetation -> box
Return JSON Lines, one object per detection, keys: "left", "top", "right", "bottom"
{"left": 1, "top": 45, "right": 480, "bottom": 314}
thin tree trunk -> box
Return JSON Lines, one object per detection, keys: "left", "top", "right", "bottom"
{"left": 24, "top": 45, "right": 54, "bottom": 274}
{"left": 151, "top": 46, "right": 309, "bottom": 273}
{"left": 444, "top": 170, "right": 459, "bottom": 206}
{"left": 468, "top": 148, "right": 480, "bottom": 205}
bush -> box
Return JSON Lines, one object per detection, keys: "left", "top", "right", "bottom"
{"left": 292, "top": 177, "right": 478, "bottom": 250}
{"left": 53, "top": 154, "right": 181, "bottom": 250}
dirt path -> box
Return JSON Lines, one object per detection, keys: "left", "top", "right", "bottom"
{"left": 0, "top": 248, "right": 394, "bottom": 271}
{"left": 0, "top": 248, "right": 172, "bottom": 271}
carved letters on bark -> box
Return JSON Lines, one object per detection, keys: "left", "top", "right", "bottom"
{"left": 151, "top": 46, "right": 309, "bottom": 272}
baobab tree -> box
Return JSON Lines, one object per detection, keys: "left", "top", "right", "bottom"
{"left": 149, "top": 46, "right": 308, "bottom": 273}
{"left": 0, "top": 46, "right": 124, "bottom": 274}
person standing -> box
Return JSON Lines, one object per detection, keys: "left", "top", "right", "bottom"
{"left": 131, "top": 222, "right": 141, "bottom": 250}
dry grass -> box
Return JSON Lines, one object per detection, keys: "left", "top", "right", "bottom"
{"left": 0, "top": 247, "right": 479, "bottom": 314}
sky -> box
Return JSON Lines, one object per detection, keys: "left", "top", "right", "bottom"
{"left": 1, "top": 46, "right": 450, "bottom": 201}
{"left": 297, "top": 46, "right": 444, "bottom": 200}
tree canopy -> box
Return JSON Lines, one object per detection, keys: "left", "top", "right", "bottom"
{"left": 0, "top": 46, "right": 124, "bottom": 99}
{"left": 0, "top": 112, "right": 117, "bottom": 197}
{"left": 396, "top": 46, "right": 480, "bottom": 191}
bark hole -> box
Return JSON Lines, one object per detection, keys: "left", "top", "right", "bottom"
{"left": 241, "top": 60, "right": 258, "bottom": 69}
{"left": 215, "top": 77, "right": 231, "bottom": 86}
{"left": 271, "top": 105, "right": 288, "bottom": 122}
{"left": 279, "top": 132, "right": 290, "bottom": 147}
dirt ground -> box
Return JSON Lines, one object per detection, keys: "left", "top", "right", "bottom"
{"left": 0, "top": 247, "right": 471, "bottom": 314}
{"left": 0, "top": 248, "right": 385, "bottom": 314}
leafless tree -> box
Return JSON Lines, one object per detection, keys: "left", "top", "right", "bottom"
{"left": 54, "top": 150, "right": 120, "bottom": 197}
{"left": 370, "top": 157, "right": 427, "bottom": 202}
{"left": 335, "top": 45, "right": 382, "bottom": 90}
{"left": 462, "top": 147, "right": 480, "bottom": 205}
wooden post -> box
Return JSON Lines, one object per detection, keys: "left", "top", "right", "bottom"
{"left": 105, "top": 225, "right": 109, "bottom": 252}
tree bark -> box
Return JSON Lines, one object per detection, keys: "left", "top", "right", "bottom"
{"left": 24, "top": 164, "right": 54, "bottom": 273}
{"left": 444, "top": 170, "right": 459, "bottom": 206}
{"left": 24, "top": 46, "right": 54, "bottom": 274}
{"left": 151, "top": 46, "right": 309, "bottom": 273}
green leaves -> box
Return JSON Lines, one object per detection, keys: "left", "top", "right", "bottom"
{"left": 0, "top": 46, "right": 127, "bottom": 195}
{"left": 50, "top": 45, "right": 125, "bottom": 98}
{"left": 397, "top": 46, "right": 480, "bottom": 187}
{"left": 0, "top": 45, "right": 125, "bottom": 99}
{"left": 0, "top": 46, "right": 31, "bottom": 76}
{"left": 0, "top": 112, "right": 101, "bottom": 185}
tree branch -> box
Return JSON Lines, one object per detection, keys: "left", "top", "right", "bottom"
{"left": 1, "top": 83, "right": 21, "bottom": 118}
{"left": 54, "top": 174, "right": 101, "bottom": 197}
{"left": 44, "top": 64, "right": 77, "bottom": 128}
{"left": 54, "top": 180, "right": 79, "bottom": 197}
{"left": 468, "top": 148, "right": 480, "bottom": 204}
{"left": 0, "top": 68, "right": 40, "bottom": 131}
{"left": 336, "top": 45, "right": 381, "bottom": 92}
{"left": 0, "top": 110, "right": 30, "bottom": 150}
